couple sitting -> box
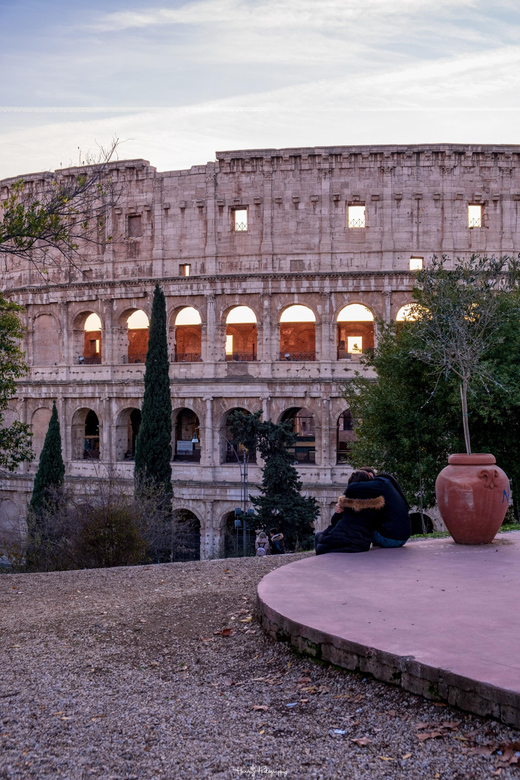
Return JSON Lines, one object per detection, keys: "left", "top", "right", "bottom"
{"left": 315, "top": 468, "right": 410, "bottom": 555}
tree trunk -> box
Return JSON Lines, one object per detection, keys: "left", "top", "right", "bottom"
{"left": 460, "top": 379, "right": 471, "bottom": 454}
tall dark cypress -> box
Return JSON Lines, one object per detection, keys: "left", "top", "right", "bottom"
{"left": 29, "top": 400, "right": 65, "bottom": 514}
{"left": 134, "top": 284, "right": 172, "bottom": 501}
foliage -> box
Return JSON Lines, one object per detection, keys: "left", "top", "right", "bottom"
{"left": 229, "top": 411, "right": 319, "bottom": 549}
{"left": 345, "top": 259, "right": 520, "bottom": 514}
{"left": 0, "top": 296, "right": 33, "bottom": 470}
{"left": 410, "top": 254, "right": 520, "bottom": 453}
{"left": 29, "top": 401, "right": 65, "bottom": 514}
{"left": 0, "top": 138, "right": 120, "bottom": 276}
{"left": 134, "top": 285, "right": 173, "bottom": 505}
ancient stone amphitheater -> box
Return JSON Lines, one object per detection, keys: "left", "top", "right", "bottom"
{"left": 1, "top": 144, "right": 518, "bottom": 558}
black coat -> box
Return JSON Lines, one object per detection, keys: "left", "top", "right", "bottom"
{"left": 316, "top": 492, "right": 385, "bottom": 555}
{"left": 346, "top": 474, "right": 410, "bottom": 541}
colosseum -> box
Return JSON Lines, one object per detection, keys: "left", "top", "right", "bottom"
{"left": 1, "top": 143, "right": 519, "bottom": 558}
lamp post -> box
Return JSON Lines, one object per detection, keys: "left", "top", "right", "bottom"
{"left": 226, "top": 439, "right": 254, "bottom": 555}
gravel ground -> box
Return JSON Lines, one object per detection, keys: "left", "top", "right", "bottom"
{"left": 1, "top": 553, "right": 519, "bottom": 780}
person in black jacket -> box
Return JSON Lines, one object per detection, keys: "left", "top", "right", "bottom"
{"left": 315, "top": 470, "right": 385, "bottom": 555}
{"left": 349, "top": 470, "right": 410, "bottom": 547}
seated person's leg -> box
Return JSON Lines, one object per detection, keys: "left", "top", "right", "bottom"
{"left": 314, "top": 531, "right": 323, "bottom": 552}
{"left": 372, "top": 530, "right": 407, "bottom": 548}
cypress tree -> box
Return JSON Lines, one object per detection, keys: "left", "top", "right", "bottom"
{"left": 29, "top": 400, "right": 65, "bottom": 514}
{"left": 134, "top": 284, "right": 172, "bottom": 503}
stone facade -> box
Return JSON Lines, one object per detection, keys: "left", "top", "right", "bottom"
{"left": 2, "top": 143, "right": 520, "bottom": 556}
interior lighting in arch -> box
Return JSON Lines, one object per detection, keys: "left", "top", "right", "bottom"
{"left": 84, "top": 313, "right": 102, "bottom": 331}
{"left": 226, "top": 306, "right": 257, "bottom": 324}
{"left": 396, "top": 304, "right": 419, "bottom": 321}
{"left": 127, "top": 310, "right": 149, "bottom": 329}
{"left": 175, "top": 307, "right": 202, "bottom": 326}
{"left": 280, "top": 305, "right": 316, "bottom": 323}
{"left": 337, "top": 304, "right": 373, "bottom": 322}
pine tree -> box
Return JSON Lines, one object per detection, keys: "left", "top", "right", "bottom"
{"left": 29, "top": 400, "right": 65, "bottom": 514}
{"left": 229, "top": 411, "right": 318, "bottom": 549}
{"left": 134, "top": 284, "right": 172, "bottom": 504}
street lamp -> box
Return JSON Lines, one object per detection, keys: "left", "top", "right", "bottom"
{"left": 226, "top": 439, "right": 255, "bottom": 556}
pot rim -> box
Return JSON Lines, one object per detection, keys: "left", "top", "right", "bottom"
{"left": 448, "top": 453, "right": 496, "bottom": 465}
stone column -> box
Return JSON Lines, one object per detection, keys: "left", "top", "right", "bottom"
{"left": 321, "top": 396, "right": 331, "bottom": 468}
{"left": 205, "top": 166, "right": 218, "bottom": 276}
{"left": 202, "top": 396, "right": 214, "bottom": 467}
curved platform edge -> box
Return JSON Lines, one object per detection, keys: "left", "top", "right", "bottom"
{"left": 257, "top": 569, "right": 520, "bottom": 729}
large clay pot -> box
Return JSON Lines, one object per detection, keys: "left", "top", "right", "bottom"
{"left": 435, "top": 454, "right": 510, "bottom": 544}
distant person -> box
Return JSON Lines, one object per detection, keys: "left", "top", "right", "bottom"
{"left": 269, "top": 528, "right": 285, "bottom": 555}
{"left": 255, "top": 531, "right": 270, "bottom": 556}
{"left": 315, "top": 470, "right": 385, "bottom": 555}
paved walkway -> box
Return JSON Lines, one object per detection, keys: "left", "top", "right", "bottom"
{"left": 257, "top": 532, "right": 520, "bottom": 727}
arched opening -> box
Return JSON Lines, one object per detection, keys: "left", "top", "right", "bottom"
{"left": 172, "top": 510, "right": 201, "bottom": 561}
{"left": 222, "top": 510, "right": 256, "bottom": 558}
{"left": 337, "top": 409, "right": 356, "bottom": 464}
{"left": 33, "top": 313, "right": 60, "bottom": 366}
{"left": 127, "top": 310, "right": 149, "bottom": 363}
{"left": 280, "top": 407, "right": 315, "bottom": 463}
{"left": 221, "top": 408, "right": 257, "bottom": 464}
{"left": 71, "top": 408, "right": 100, "bottom": 460}
{"left": 81, "top": 313, "right": 102, "bottom": 365}
{"left": 279, "top": 305, "right": 316, "bottom": 361}
{"left": 174, "top": 307, "right": 202, "bottom": 362}
{"left": 409, "top": 512, "right": 434, "bottom": 535}
{"left": 396, "top": 304, "right": 418, "bottom": 322}
{"left": 337, "top": 304, "right": 374, "bottom": 359}
{"left": 173, "top": 408, "right": 201, "bottom": 462}
{"left": 115, "top": 407, "right": 141, "bottom": 461}
{"left": 225, "top": 306, "right": 257, "bottom": 362}
{"left": 31, "top": 407, "right": 53, "bottom": 461}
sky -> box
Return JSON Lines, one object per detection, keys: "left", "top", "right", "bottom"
{"left": 1, "top": 0, "right": 520, "bottom": 178}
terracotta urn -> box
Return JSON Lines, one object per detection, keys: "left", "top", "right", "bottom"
{"left": 435, "top": 454, "right": 510, "bottom": 544}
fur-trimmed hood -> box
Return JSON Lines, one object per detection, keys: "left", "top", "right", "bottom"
{"left": 337, "top": 494, "right": 385, "bottom": 513}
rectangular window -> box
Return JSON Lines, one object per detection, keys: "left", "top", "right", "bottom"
{"left": 180, "top": 264, "right": 191, "bottom": 277}
{"left": 225, "top": 335, "right": 234, "bottom": 355}
{"left": 347, "top": 205, "right": 366, "bottom": 229}
{"left": 468, "top": 204, "right": 482, "bottom": 228}
{"left": 347, "top": 336, "right": 363, "bottom": 354}
{"left": 128, "top": 214, "right": 143, "bottom": 237}
{"left": 409, "top": 257, "right": 423, "bottom": 271}
{"left": 233, "top": 209, "right": 248, "bottom": 232}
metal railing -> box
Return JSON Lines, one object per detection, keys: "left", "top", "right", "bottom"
{"left": 78, "top": 355, "right": 101, "bottom": 365}
{"left": 122, "top": 354, "right": 147, "bottom": 364}
{"left": 173, "top": 352, "right": 202, "bottom": 363}
{"left": 288, "top": 447, "right": 316, "bottom": 463}
{"left": 279, "top": 351, "right": 316, "bottom": 361}
{"left": 226, "top": 350, "right": 256, "bottom": 362}
{"left": 174, "top": 449, "right": 202, "bottom": 463}
{"left": 83, "top": 449, "right": 100, "bottom": 460}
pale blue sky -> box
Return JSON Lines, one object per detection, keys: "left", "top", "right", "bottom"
{"left": 1, "top": 0, "right": 520, "bottom": 177}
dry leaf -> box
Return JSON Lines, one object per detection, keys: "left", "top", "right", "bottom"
{"left": 379, "top": 757, "right": 395, "bottom": 761}
{"left": 351, "top": 737, "right": 372, "bottom": 747}
{"left": 221, "top": 628, "right": 233, "bottom": 637}
{"left": 240, "top": 617, "right": 253, "bottom": 623}
{"left": 297, "top": 677, "right": 312, "bottom": 684}
{"left": 252, "top": 705, "right": 268, "bottom": 711}
{"left": 402, "top": 753, "right": 412, "bottom": 760}
{"left": 417, "top": 731, "right": 443, "bottom": 742}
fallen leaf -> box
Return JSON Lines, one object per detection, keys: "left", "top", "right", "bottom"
{"left": 417, "top": 731, "right": 443, "bottom": 742}
{"left": 252, "top": 705, "right": 268, "bottom": 711}
{"left": 259, "top": 730, "right": 265, "bottom": 735}
{"left": 240, "top": 617, "right": 253, "bottom": 623}
{"left": 379, "top": 756, "right": 395, "bottom": 761}
{"left": 200, "top": 637, "right": 213, "bottom": 642}
{"left": 221, "top": 628, "right": 234, "bottom": 637}
{"left": 351, "top": 737, "right": 372, "bottom": 747}
{"left": 297, "top": 677, "right": 312, "bottom": 684}
{"left": 402, "top": 753, "right": 412, "bottom": 760}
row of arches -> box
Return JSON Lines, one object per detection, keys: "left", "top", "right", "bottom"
{"left": 30, "top": 405, "right": 355, "bottom": 464}
{"left": 33, "top": 303, "right": 417, "bottom": 366}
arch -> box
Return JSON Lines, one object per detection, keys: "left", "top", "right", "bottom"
{"left": 225, "top": 306, "right": 257, "bottom": 362}
{"left": 174, "top": 307, "right": 202, "bottom": 362}
{"left": 337, "top": 304, "right": 374, "bottom": 358}
{"left": 115, "top": 407, "right": 141, "bottom": 461}
{"left": 221, "top": 407, "right": 257, "bottom": 464}
{"left": 279, "top": 305, "right": 316, "bottom": 361}
{"left": 31, "top": 407, "right": 53, "bottom": 461}
{"left": 71, "top": 407, "right": 100, "bottom": 460}
{"left": 173, "top": 408, "right": 201, "bottom": 462}
{"left": 126, "top": 309, "right": 149, "bottom": 363}
{"left": 172, "top": 509, "right": 201, "bottom": 561}
{"left": 396, "top": 304, "right": 419, "bottom": 322}
{"left": 337, "top": 409, "right": 356, "bottom": 464}
{"left": 409, "top": 512, "right": 434, "bottom": 535}
{"left": 33, "top": 313, "right": 61, "bottom": 366}
{"left": 280, "top": 407, "right": 316, "bottom": 463}
{"left": 72, "top": 310, "right": 103, "bottom": 365}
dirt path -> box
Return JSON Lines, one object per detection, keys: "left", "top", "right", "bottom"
{"left": 1, "top": 554, "right": 519, "bottom": 779}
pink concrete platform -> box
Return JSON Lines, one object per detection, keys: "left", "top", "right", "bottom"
{"left": 257, "top": 533, "right": 520, "bottom": 727}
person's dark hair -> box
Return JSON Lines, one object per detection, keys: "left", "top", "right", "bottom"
{"left": 347, "top": 469, "right": 372, "bottom": 485}
{"left": 269, "top": 528, "right": 278, "bottom": 535}
{"left": 360, "top": 466, "right": 376, "bottom": 477}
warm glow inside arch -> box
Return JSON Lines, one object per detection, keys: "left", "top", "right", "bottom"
{"left": 127, "top": 310, "right": 149, "bottom": 329}
{"left": 84, "top": 313, "right": 102, "bottom": 331}
{"left": 396, "top": 304, "right": 419, "bottom": 322}
{"left": 175, "top": 307, "right": 202, "bottom": 326}
{"left": 226, "top": 306, "right": 257, "bottom": 324}
{"left": 337, "top": 304, "right": 374, "bottom": 322}
{"left": 280, "top": 305, "right": 316, "bottom": 323}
